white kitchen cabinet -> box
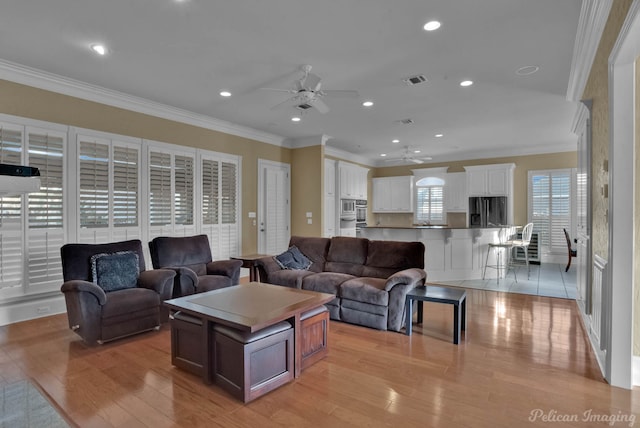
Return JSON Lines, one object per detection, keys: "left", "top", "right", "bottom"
{"left": 445, "top": 172, "right": 467, "bottom": 212}
{"left": 324, "top": 159, "right": 336, "bottom": 196}
{"left": 372, "top": 176, "right": 413, "bottom": 212}
{"left": 323, "top": 159, "right": 337, "bottom": 237}
{"left": 338, "top": 161, "right": 368, "bottom": 199}
{"left": 464, "top": 164, "right": 514, "bottom": 197}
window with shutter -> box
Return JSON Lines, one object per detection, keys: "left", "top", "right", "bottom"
{"left": 149, "top": 151, "right": 172, "bottom": 227}
{"left": 415, "top": 176, "right": 445, "bottom": 224}
{"left": 0, "top": 125, "right": 24, "bottom": 290}
{"left": 79, "top": 139, "right": 109, "bottom": 228}
{"left": 174, "top": 155, "right": 194, "bottom": 226}
{"left": 26, "top": 129, "right": 65, "bottom": 289}
{"left": 202, "top": 159, "right": 219, "bottom": 225}
{"left": 529, "top": 169, "right": 572, "bottom": 255}
{"left": 113, "top": 145, "right": 139, "bottom": 227}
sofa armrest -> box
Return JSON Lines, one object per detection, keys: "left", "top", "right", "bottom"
{"left": 384, "top": 268, "right": 426, "bottom": 292}
{"left": 138, "top": 269, "right": 177, "bottom": 300}
{"left": 61, "top": 280, "right": 107, "bottom": 305}
{"left": 255, "top": 256, "right": 281, "bottom": 282}
{"left": 206, "top": 259, "right": 243, "bottom": 284}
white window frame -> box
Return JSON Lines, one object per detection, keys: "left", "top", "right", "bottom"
{"left": 412, "top": 167, "right": 448, "bottom": 225}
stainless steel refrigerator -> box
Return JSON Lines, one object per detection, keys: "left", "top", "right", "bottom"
{"left": 468, "top": 196, "right": 507, "bottom": 228}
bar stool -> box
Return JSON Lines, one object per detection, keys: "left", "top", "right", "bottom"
{"left": 509, "top": 222, "right": 534, "bottom": 280}
{"left": 483, "top": 226, "right": 517, "bottom": 282}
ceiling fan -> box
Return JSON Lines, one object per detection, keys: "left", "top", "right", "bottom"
{"left": 384, "top": 146, "right": 433, "bottom": 164}
{"left": 261, "top": 64, "right": 359, "bottom": 114}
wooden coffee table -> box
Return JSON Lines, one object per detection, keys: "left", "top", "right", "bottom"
{"left": 164, "top": 282, "right": 334, "bottom": 381}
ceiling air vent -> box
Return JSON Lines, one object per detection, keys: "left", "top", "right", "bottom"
{"left": 399, "top": 118, "right": 414, "bottom": 125}
{"left": 297, "top": 103, "right": 313, "bottom": 110}
{"left": 403, "top": 75, "right": 427, "bottom": 86}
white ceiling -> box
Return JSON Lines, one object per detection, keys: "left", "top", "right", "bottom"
{"left": 0, "top": 0, "right": 582, "bottom": 166}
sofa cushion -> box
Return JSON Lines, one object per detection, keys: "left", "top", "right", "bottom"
{"left": 362, "top": 240, "right": 425, "bottom": 278}
{"left": 290, "top": 236, "right": 330, "bottom": 273}
{"left": 325, "top": 237, "right": 368, "bottom": 276}
{"left": 340, "top": 277, "right": 389, "bottom": 306}
{"left": 91, "top": 251, "right": 139, "bottom": 292}
{"left": 301, "top": 272, "right": 355, "bottom": 295}
{"left": 274, "top": 246, "right": 312, "bottom": 270}
{"left": 101, "top": 287, "right": 160, "bottom": 319}
{"left": 267, "top": 270, "right": 315, "bottom": 289}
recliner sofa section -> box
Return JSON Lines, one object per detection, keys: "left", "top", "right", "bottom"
{"left": 256, "top": 236, "right": 426, "bottom": 332}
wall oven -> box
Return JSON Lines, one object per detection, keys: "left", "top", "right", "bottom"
{"left": 355, "top": 199, "right": 367, "bottom": 235}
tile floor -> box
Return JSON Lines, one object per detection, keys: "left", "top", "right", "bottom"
{"left": 436, "top": 262, "right": 577, "bottom": 299}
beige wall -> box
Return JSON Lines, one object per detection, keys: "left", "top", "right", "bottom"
{"left": 0, "top": 79, "right": 291, "bottom": 255}
{"left": 291, "top": 145, "right": 323, "bottom": 237}
{"left": 371, "top": 151, "right": 577, "bottom": 227}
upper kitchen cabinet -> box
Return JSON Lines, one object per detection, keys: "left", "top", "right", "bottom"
{"left": 338, "top": 161, "right": 368, "bottom": 200}
{"left": 324, "top": 159, "right": 336, "bottom": 196}
{"left": 372, "top": 176, "right": 413, "bottom": 212}
{"left": 445, "top": 172, "right": 468, "bottom": 212}
{"left": 464, "top": 163, "right": 515, "bottom": 197}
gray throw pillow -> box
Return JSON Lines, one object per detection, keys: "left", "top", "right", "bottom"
{"left": 90, "top": 251, "right": 140, "bottom": 292}
{"left": 274, "top": 246, "right": 312, "bottom": 270}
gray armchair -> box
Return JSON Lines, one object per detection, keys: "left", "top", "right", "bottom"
{"left": 149, "top": 235, "right": 242, "bottom": 298}
{"left": 60, "top": 239, "right": 176, "bottom": 345}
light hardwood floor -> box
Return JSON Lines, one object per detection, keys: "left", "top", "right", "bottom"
{"left": 1, "top": 289, "right": 638, "bottom": 427}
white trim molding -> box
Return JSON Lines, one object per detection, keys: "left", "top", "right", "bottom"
{"left": 0, "top": 59, "right": 286, "bottom": 147}
{"left": 566, "top": 0, "right": 614, "bottom": 101}
{"left": 606, "top": 0, "right": 640, "bottom": 390}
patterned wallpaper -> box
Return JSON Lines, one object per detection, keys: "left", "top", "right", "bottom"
{"left": 581, "top": 0, "right": 633, "bottom": 262}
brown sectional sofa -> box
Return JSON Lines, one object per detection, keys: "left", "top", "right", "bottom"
{"left": 256, "top": 236, "right": 426, "bottom": 332}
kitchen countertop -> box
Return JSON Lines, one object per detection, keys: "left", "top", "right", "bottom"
{"left": 363, "top": 225, "right": 499, "bottom": 230}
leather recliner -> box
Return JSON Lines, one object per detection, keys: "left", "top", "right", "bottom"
{"left": 149, "top": 234, "right": 242, "bottom": 298}
{"left": 60, "top": 239, "right": 176, "bottom": 345}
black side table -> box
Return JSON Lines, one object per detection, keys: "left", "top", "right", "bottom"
{"left": 405, "top": 285, "right": 467, "bottom": 344}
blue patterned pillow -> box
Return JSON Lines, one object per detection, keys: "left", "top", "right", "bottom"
{"left": 274, "top": 246, "right": 312, "bottom": 270}
{"left": 90, "top": 251, "right": 139, "bottom": 292}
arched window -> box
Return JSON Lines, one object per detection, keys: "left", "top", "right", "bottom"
{"left": 415, "top": 176, "right": 445, "bottom": 224}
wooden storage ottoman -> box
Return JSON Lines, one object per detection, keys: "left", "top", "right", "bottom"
{"left": 170, "top": 311, "right": 210, "bottom": 381}
{"left": 299, "top": 305, "right": 330, "bottom": 371}
{"left": 213, "top": 321, "right": 293, "bottom": 403}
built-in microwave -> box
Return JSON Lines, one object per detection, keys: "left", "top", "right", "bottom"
{"left": 340, "top": 199, "right": 356, "bottom": 219}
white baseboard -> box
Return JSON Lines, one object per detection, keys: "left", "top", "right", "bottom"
{"left": 0, "top": 294, "right": 66, "bottom": 326}
{"left": 633, "top": 356, "right": 640, "bottom": 386}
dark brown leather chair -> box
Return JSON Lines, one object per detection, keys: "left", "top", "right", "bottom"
{"left": 563, "top": 228, "right": 577, "bottom": 272}
{"left": 60, "top": 239, "right": 176, "bottom": 345}
{"left": 149, "top": 235, "right": 242, "bottom": 297}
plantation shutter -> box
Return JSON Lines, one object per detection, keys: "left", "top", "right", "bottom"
{"left": 113, "top": 145, "right": 139, "bottom": 228}
{"left": 415, "top": 176, "right": 445, "bottom": 224}
{"left": 0, "top": 125, "right": 25, "bottom": 290}
{"left": 174, "top": 155, "right": 194, "bottom": 226}
{"left": 79, "top": 140, "right": 109, "bottom": 228}
{"left": 529, "top": 170, "right": 572, "bottom": 254}
{"left": 149, "top": 151, "right": 172, "bottom": 227}
{"left": 26, "top": 129, "right": 65, "bottom": 289}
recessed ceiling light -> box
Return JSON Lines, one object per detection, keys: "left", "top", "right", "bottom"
{"left": 435, "top": 133, "right": 444, "bottom": 138}
{"left": 362, "top": 101, "right": 374, "bottom": 107}
{"left": 380, "top": 153, "right": 387, "bottom": 157}
{"left": 392, "top": 139, "right": 400, "bottom": 143}
{"left": 291, "top": 116, "right": 301, "bottom": 122}
{"left": 219, "top": 91, "right": 232, "bottom": 97}
{"left": 90, "top": 44, "right": 107, "bottom": 56}
{"left": 516, "top": 65, "right": 540, "bottom": 76}
{"left": 414, "top": 150, "right": 421, "bottom": 154}
{"left": 460, "top": 80, "right": 473, "bottom": 87}
{"left": 423, "top": 21, "right": 441, "bottom": 31}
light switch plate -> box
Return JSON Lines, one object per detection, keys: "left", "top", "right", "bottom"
{"left": 248, "top": 212, "right": 256, "bottom": 218}
{"left": 306, "top": 212, "right": 312, "bottom": 218}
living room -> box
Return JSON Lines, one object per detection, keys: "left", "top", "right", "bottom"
{"left": 1, "top": 0, "right": 640, "bottom": 426}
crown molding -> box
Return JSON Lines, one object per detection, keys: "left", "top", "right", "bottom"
{"left": 0, "top": 59, "right": 286, "bottom": 147}
{"left": 571, "top": 100, "right": 592, "bottom": 134}
{"left": 609, "top": 0, "right": 640, "bottom": 64}
{"left": 566, "top": 0, "right": 614, "bottom": 101}
{"left": 286, "top": 134, "right": 332, "bottom": 149}
{"left": 324, "top": 146, "right": 375, "bottom": 167}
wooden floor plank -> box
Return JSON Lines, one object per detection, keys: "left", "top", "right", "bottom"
{"left": 1, "top": 288, "right": 638, "bottom": 427}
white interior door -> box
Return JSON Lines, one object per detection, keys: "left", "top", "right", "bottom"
{"left": 258, "top": 159, "right": 290, "bottom": 254}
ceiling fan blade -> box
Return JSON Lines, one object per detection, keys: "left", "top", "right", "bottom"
{"left": 311, "top": 98, "right": 330, "bottom": 114}
{"left": 270, "top": 96, "right": 297, "bottom": 110}
{"left": 260, "top": 87, "right": 297, "bottom": 93}
{"left": 303, "top": 73, "right": 322, "bottom": 91}
{"left": 321, "top": 89, "right": 360, "bottom": 98}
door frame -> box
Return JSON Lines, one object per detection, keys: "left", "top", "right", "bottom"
{"left": 257, "top": 159, "right": 291, "bottom": 254}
